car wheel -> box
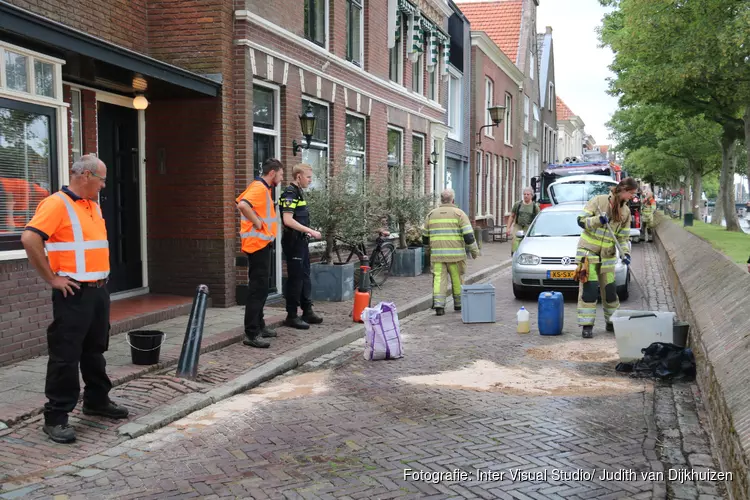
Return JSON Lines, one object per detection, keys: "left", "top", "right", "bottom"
{"left": 512, "top": 283, "right": 528, "bottom": 300}
{"left": 617, "top": 271, "right": 630, "bottom": 302}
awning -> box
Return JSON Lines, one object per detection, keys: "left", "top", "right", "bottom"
{"left": 0, "top": 1, "right": 221, "bottom": 97}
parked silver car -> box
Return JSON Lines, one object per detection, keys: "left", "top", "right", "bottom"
{"left": 511, "top": 203, "right": 630, "bottom": 300}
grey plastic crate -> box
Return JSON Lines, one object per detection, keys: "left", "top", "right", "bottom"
{"left": 460, "top": 283, "right": 496, "bottom": 323}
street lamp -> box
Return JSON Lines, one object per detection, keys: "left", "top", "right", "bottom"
{"left": 292, "top": 103, "right": 317, "bottom": 156}
{"left": 476, "top": 105, "right": 505, "bottom": 146}
{"left": 427, "top": 149, "right": 439, "bottom": 165}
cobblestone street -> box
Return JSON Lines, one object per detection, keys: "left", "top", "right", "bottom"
{"left": 8, "top": 244, "right": 730, "bottom": 499}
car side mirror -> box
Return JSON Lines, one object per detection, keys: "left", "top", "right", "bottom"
{"left": 516, "top": 230, "right": 525, "bottom": 239}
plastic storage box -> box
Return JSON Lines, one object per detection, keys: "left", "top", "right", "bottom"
{"left": 611, "top": 309, "right": 676, "bottom": 361}
{"left": 460, "top": 284, "right": 496, "bottom": 323}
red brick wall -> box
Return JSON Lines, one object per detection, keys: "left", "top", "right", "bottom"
{"left": 146, "top": 0, "right": 237, "bottom": 306}
{"left": 469, "top": 45, "right": 522, "bottom": 227}
{"left": 5, "top": 0, "right": 149, "bottom": 54}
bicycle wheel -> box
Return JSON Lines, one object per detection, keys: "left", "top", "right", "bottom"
{"left": 369, "top": 242, "right": 395, "bottom": 287}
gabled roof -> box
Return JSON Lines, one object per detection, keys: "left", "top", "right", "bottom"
{"left": 556, "top": 96, "right": 576, "bottom": 120}
{"left": 458, "top": 1, "right": 523, "bottom": 63}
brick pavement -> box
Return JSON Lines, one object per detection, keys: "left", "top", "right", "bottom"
{"left": 0, "top": 242, "right": 510, "bottom": 495}
{"left": 15, "top": 244, "right": 728, "bottom": 500}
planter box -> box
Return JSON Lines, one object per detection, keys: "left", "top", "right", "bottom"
{"left": 392, "top": 247, "right": 423, "bottom": 277}
{"left": 310, "top": 262, "right": 355, "bottom": 302}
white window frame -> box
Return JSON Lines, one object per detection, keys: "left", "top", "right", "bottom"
{"left": 523, "top": 94, "right": 530, "bottom": 134}
{"left": 346, "top": 0, "right": 364, "bottom": 66}
{"left": 447, "top": 66, "right": 462, "bottom": 141}
{"left": 504, "top": 93, "right": 512, "bottom": 146}
{"left": 530, "top": 50, "right": 535, "bottom": 80}
{"left": 483, "top": 153, "right": 493, "bottom": 216}
{"left": 532, "top": 103, "right": 539, "bottom": 139}
{"left": 411, "top": 54, "right": 424, "bottom": 95}
{"left": 345, "top": 111, "right": 366, "bottom": 190}
{"left": 412, "top": 132, "right": 426, "bottom": 195}
{"left": 475, "top": 151, "right": 482, "bottom": 217}
{"left": 389, "top": 14, "right": 404, "bottom": 85}
{"left": 548, "top": 82, "right": 555, "bottom": 110}
{"left": 494, "top": 154, "right": 501, "bottom": 223}
{"left": 301, "top": 94, "right": 330, "bottom": 188}
{"left": 484, "top": 77, "right": 494, "bottom": 137}
{"left": 0, "top": 41, "right": 68, "bottom": 261}
{"left": 387, "top": 125, "right": 404, "bottom": 189}
{"left": 504, "top": 158, "right": 511, "bottom": 215}
{"left": 304, "top": 0, "right": 330, "bottom": 50}
{"left": 427, "top": 64, "right": 439, "bottom": 102}
{"left": 70, "top": 88, "right": 83, "bottom": 162}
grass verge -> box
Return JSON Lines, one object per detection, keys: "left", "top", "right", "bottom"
{"left": 675, "top": 219, "right": 750, "bottom": 265}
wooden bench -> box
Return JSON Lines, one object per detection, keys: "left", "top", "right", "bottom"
{"left": 489, "top": 224, "right": 508, "bottom": 242}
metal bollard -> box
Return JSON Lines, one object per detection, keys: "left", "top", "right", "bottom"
{"left": 176, "top": 284, "right": 210, "bottom": 380}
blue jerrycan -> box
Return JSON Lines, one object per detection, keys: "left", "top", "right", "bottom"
{"left": 538, "top": 291, "right": 564, "bottom": 335}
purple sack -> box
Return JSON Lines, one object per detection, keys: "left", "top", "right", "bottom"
{"left": 361, "top": 302, "right": 404, "bottom": 361}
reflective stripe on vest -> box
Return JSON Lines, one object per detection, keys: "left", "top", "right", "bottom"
{"left": 240, "top": 186, "right": 277, "bottom": 242}
{"left": 45, "top": 192, "right": 109, "bottom": 281}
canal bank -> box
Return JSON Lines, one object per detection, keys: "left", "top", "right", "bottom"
{"left": 653, "top": 213, "right": 750, "bottom": 500}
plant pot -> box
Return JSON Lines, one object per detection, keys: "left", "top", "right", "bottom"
{"left": 392, "top": 247, "right": 423, "bottom": 277}
{"left": 310, "top": 262, "right": 355, "bottom": 302}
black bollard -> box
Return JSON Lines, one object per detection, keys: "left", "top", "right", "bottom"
{"left": 176, "top": 284, "right": 209, "bottom": 380}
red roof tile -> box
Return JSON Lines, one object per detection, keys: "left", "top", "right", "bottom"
{"left": 556, "top": 96, "right": 576, "bottom": 120}
{"left": 460, "top": 1, "right": 523, "bottom": 62}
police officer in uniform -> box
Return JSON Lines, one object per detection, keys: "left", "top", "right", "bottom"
{"left": 280, "top": 163, "right": 323, "bottom": 329}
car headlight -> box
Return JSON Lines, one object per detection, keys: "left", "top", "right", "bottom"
{"left": 517, "top": 253, "right": 541, "bottom": 265}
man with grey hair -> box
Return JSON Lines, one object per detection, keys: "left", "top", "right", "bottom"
{"left": 22, "top": 153, "right": 128, "bottom": 444}
{"left": 422, "top": 189, "right": 479, "bottom": 315}
{"left": 507, "top": 187, "right": 540, "bottom": 255}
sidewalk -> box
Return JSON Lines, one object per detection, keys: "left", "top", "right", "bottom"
{"left": 0, "top": 241, "right": 510, "bottom": 492}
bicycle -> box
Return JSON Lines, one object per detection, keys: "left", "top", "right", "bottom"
{"left": 331, "top": 231, "right": 395, "bottom": 289}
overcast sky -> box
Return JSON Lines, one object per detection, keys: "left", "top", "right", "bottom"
{"left": 537, "top": 0, "right": 618, "bottom": 146}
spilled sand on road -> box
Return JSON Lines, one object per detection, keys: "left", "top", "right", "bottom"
{"left": 400, "top": 360, "right": 639, "bottom": 396}
{"left": 169, "top": 371, "right": 331, "bottom": 430}
{"left": 526, "top": 339, "right": 620, "bottom": 362}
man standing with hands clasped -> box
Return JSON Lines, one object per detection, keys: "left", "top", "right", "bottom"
{"left": 237, "top": 158, "right": 284, "bottom": 348}
{"left": 22, "top": 154, "right": 129, "bottom": 444}
{"left": 280, "top": 163, "right": 323, "bottom": 329}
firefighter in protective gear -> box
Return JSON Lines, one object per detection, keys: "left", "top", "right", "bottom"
{"left": 236, "top": 158, "right": 284, "bottom": 348}
{"left": 280, "top": 163, "right": 323, "bottom": 330}
{"left": 640, "top": 189, "right": 657, "bottom": 243}
{"left": 575, "top": 177, "right": 637, "bottom": 338}
{"left": 422, "top": 189, "right": 479, "bottom": 316}
{"left": 22, "top": 154, "right": 129, "bottom": 444}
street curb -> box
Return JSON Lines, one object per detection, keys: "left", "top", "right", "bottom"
{"left": 118, "top": 259, "right": 511, "bottom": 439}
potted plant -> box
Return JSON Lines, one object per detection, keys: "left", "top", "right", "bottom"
{"left": 306, "top": 157, "right": 385, "bottom": 301}
{"left": 387, "top": 178, "right": 434, "bottom": 277}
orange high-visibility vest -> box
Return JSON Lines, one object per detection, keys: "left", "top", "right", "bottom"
{"left": 41, "top": 192, "right": 110, "bottom": 281}
{"left": 237, "top": 180, "right": 278, "bottom": 254}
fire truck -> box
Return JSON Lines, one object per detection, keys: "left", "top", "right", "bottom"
{"left": 532, "top": 159, "right": 622, "bottom": 210}
{"left": 532, "top": 159, "right": 642, "bottom": 242}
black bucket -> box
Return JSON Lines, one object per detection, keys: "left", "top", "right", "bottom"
{"left": 127, "top": 330, "right": 166, "bottom": 365}
{"left": 673, "top": 321, "right": 690, "bottom": 347}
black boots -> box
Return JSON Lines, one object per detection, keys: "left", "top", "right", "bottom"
{"left": 606, "top": 322, "right": 614, "bottom": 332}
{"left": 284, "top": 316, "right": 310, "bottom": 330}
{"left": 82, "top": 401, "right": 129, "bottom": 419}
{"left": 261, "top": 325, "right": 277, "bottom": 337}
{"left": 582, "top": 325, "right": 593, "bottom": 339}
{"left": 435, "top": 307, "right": 445, "bottom": 316}
{"left": 301, "top": 308, "right": 323, "bottom": 324}
{"left": 43, "top": 423, "right": 76, "bottom": 443}
{"left": 243, "top": 333, "right": 270, "bottom": 348}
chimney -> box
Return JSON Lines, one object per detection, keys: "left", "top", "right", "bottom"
{"left": 546, "top": 26, "right": 553, "bottom": 35}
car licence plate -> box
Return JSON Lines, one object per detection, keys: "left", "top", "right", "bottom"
{"left": 548, "top": 271, "right": 576, "bottom": 279}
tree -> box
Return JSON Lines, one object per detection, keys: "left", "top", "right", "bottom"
{"left": 600, "top": 0, "right": 749, "bottom": 231}
{"left": 385, "top": 171, "right": 434, "bottom": 250}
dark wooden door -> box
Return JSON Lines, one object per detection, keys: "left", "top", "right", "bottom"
{"left": 97, "top": 102, "right": 142, "bottom": 293}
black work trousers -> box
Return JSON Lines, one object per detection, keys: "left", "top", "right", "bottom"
{"left": 44, "top": 286, "right": 112, "bottom": 426}
{"left": 283, "top": 240, "right": 312, "bottom": 316}
{"left": 244, "top": 244, "right": 272, "bottom": 336}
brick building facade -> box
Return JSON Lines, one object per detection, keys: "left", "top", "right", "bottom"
{"left": 0, "top": 0, "right": 457, "bottom": 365}
{"left": 469, "top": 32, "right": 524, "bottom": 229}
